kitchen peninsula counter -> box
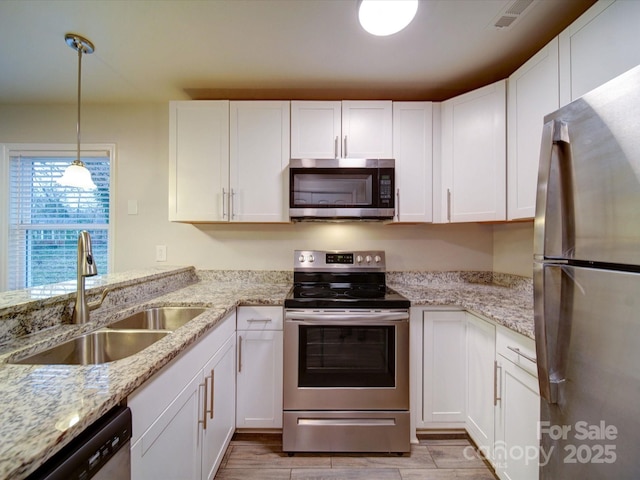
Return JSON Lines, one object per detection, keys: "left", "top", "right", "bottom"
{"left": 0, "top": 268, "right": 532, "bottom": 480}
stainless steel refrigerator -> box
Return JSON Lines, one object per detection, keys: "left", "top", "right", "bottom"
{"left": 534, "top": 64, "right": 640, "bottom": 479}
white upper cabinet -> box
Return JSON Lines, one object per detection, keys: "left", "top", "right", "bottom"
{"left": 507, "top": 38, "right": 559, "bottom": 220}
{"left": 229, "top": 101, "right": 290, "bottom": 222}
{"left": 169, "top": 101, "right": 229, "bottom": 222}
{"left": 392, "top": 102, "right": 433, "bottom": 222}
{"left": 559, "top": 0, "right": 640, "bottom": 106}
{"left": 290, "top": 101, "right": 342, "bottom": 158}
{"left": 437, "top": 80, "right": 506, "bottom": 223}
{"left": 290, "top": 100, "right": 392, "bottom": 159}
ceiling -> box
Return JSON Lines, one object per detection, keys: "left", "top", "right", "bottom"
{"left": 0, "top": 0, "right": 596, "bottom": 104}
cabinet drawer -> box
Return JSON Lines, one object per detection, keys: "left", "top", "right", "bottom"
{"left": 237, "top": 306, "right": 283, "bottom": 330}
{"left": 496, "top": 326, "right": 537, "bottom": 378}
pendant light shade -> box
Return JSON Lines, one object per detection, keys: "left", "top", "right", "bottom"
{"left": 358, "top": 0, "right": 419, "bottom": 36}
{"left": 57, "top": 33, "right": 97, "bottom": 190}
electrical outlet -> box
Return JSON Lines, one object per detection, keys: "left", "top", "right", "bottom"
{"left": 156, "top": 245, "right": 167, "bottom": 262}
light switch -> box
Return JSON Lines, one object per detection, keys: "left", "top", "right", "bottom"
{"left": 156, "top": 245, "right": 167, "bottom": 262}
{"left": 127, "top": 200, "right": 138, "bottom": 215}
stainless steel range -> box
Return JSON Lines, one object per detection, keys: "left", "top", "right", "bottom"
{"left": 283, "top": 250, "right": 411, "bottom": 454}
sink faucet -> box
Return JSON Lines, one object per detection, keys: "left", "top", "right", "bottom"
{"left": 73, "top": 230, "right": 109, "bottom": 324}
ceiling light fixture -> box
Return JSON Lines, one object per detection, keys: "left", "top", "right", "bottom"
{"left": 57, "top": 33, "right": 97, "bottom": 190}
{"left": 358, "top": 0, "right": 418, "bottom": 36}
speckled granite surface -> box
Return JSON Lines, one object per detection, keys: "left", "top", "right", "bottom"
{"left": 0, "top": 267, "right": 532, "bottom": 480}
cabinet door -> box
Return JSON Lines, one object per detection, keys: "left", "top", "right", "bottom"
{"left": 236, "top": 330, "right": 284, "bottom": 428}
{"left": 466, "top": 313, "right": 496, "bottom": 465}
{"left": 421, "top": 310, "right": 466, "bottom": 426}
{"left": 439, "top": 80, "right": 506, "bottom": 223}
{"left": 392, "top": 102, "right": 433, "bottom": 223}
{"left": 131, "top": 372, "right": 202, "bottom": 480}
{"left": 559, "top": 0, "right": 640, "bottom": 106}
{"left": 291, "top": 101, "right": 342, "bottom": 159}
{"left": 507, "top": 38, "right": 559, "bottom": 220}
{"left": 229, "top": 101, "right": 290, "bottom": 222}
{"left": 341, "top": 101, "right": 393, "bottom": 158}
{"left": 495, "top": 359, "right": 540, "bottom": 480}
{"left": 201, "top": 334, "right": 236, "bottom": 480}
{"left": 169, "top": 101, "right": 229, "bottom": 222}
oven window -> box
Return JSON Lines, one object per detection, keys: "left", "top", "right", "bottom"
{"left": 298, "top": 325, "right": 395, "bottom": 387}
{"left": 291, "top": 171, "right": 373, "bottom": 207}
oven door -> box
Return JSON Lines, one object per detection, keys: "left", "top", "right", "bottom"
{"left": 283, "top": 309, "right": 409, "bottom": 411}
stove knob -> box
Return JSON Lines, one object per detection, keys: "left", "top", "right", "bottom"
{"left": 298, "top": 254, "right": 305, "bottom": 263}
{"left": 374, "top": 255, "right": 382, "bottom": 264}
{"left": 356, "top": 255, "right": 364, "bottom": 264}
{"left": 365, "top": 255, "right": 372, "bottom": 264}
{"left": 308, "top": 254, "right": 315, "bottom": 263}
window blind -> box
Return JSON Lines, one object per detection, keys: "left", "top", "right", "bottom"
{"left": 8, "top": 153, "right": 110, "bottom": 290}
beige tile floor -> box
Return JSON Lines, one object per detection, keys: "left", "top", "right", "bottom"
{"left": 214, "top": 433, "right": 498, "bottom": 480}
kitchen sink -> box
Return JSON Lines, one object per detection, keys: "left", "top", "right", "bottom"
{"left": 107, "top": 307, "right": 207, "bottom": 331}
{"left": 11, "top": 330, "right": 170, "bottom": 365}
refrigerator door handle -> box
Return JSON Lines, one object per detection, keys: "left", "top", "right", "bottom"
{"left": 534, "top": 119, "right": 571, "bottom": 261}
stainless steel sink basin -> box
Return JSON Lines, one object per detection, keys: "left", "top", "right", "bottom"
{"left": 11, "top": 330, "right": 170, "bottom": 365}
{"left": 107, "top": 307, "right": 207, "bottom": 331}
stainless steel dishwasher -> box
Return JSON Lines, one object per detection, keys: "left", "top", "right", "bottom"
{"left": 27, "top": 406, "right": 131, "bottom": 480}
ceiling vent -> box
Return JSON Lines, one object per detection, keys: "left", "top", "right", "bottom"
{"left": 490, "top": 0, "right": 537, "bottom": 29}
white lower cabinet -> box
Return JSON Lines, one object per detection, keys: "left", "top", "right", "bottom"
{"left": 494, "top": 326, "right": 540, "bottom": 480}
{"left": 129, "top": 311, "right": 236, "bottom": 480}
{"left": 415, "top": 308, "right": 539, "bottom": 479}
{"left": 236, "top": 306, "right": 283, "bottom": 429}
{"left": 465, "top": 313, "right": 496, "bottom": 464}
{"left": 418, "top": 309, "right": 467, "bottom": 427}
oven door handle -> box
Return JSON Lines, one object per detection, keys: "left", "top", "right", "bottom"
{"left": 285, "top": 311, "right": 409, "bottom": 322}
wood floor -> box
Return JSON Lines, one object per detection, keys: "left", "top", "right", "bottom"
{"left": 214, "top": 433, "right": 498, "bottom": 480}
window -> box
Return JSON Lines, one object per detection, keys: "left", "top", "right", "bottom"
{"left": 2, "top": 145, "right": 113, "bottom": 291}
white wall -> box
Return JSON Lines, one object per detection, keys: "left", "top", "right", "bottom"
{"left": 493, "top": 221, "right": 534, "bottom": 278}
{"left": 0, "top": 103, "right": 532, "bottom": 276}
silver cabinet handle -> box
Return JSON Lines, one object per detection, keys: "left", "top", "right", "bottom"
{"left": 395, "top": 188, "right": 400, "bottom": 221}
{"left": 334, "top": 136, "right": 339, "bottom": 158}
{"left": 222, "top": 188, "right": 228, "bottom": 220}
{"left": 494, "top": 361, "right": 502, "bottom": 406}
{"left": 343, "top": 135, "right": 348, "bottom": 157}
{"left": 507, "top": 346, "right": 537, "bottom": 364}
{"left": 230, "top": 188, "right": 236, "bottom": 220}
{"left": 246, "top": 318, "right": 273, "bottom": 323}
{"left": 446, "top": 188, "right": 452, "bottom": 222}
{"left": 238, "top": 335, "right": 242, "bottom": 373}
{"left": 199, "top": 377, "right": 209, "bottom": 429}
{"left": 209, "top": 369, "right": 215, "bottom": 420}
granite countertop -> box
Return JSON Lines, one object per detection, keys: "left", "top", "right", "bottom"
{"left": 0, "top": 268, "right": 533, "bottom": 480}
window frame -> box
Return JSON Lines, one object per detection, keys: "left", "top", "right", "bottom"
{"left": 0, "top": 143, "right": 116, "bottom": 292}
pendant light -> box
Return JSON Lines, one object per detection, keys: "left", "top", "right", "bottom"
{"left": 358, "top": 0, "right": 419, "bottom": 36}
{"left": 57, "top": 33, "right": 97, "bottom": 190}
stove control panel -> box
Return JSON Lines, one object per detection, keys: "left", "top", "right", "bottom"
{"left": 294, "top": 250, "right": 386, "bottom": 271}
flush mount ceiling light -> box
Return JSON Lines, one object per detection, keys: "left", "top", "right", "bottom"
{"left": 358, "top": 0, "right": 419, "bottom": 36}
{"left": 57, "top": 33, "right": 97, "bottom": 190}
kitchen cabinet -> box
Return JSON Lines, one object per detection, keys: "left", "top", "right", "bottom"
{"left": 507, "top": 38, "right": 559, "bottom": 220}
{"left": 465, "top": 313, "right": 496, "bottom": 466}
{"left": 129, "top": 311, "right": 236, "bottom": 480}
{"left": 559, "top": 0, "right": 640, "bottom": 106}
{"left": 494, "top": 326, "right": 540, "bottom": 480}
{"left": 437, "top": 80, "right": 506, "bottom": 223}
{"left": 229, "top": 101, "right": 290, "bottom": 222}
{"left": 290, "top": 100, "right": 392, "bottom": 159}
{"left": 236, "top": 306, "right": 283, "bottom": 429}
{"left": 169, "top": 100, "right": 229, "bottom": 222}
{"left": 392, "top": 102, "right": 433, "bottom": 222}
{"left": 417, "top": 309, "right": 466, "bottom": 428}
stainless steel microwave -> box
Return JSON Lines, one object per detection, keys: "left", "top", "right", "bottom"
{"left": 289, "top": 158, "right": 395, "bottom": 221}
